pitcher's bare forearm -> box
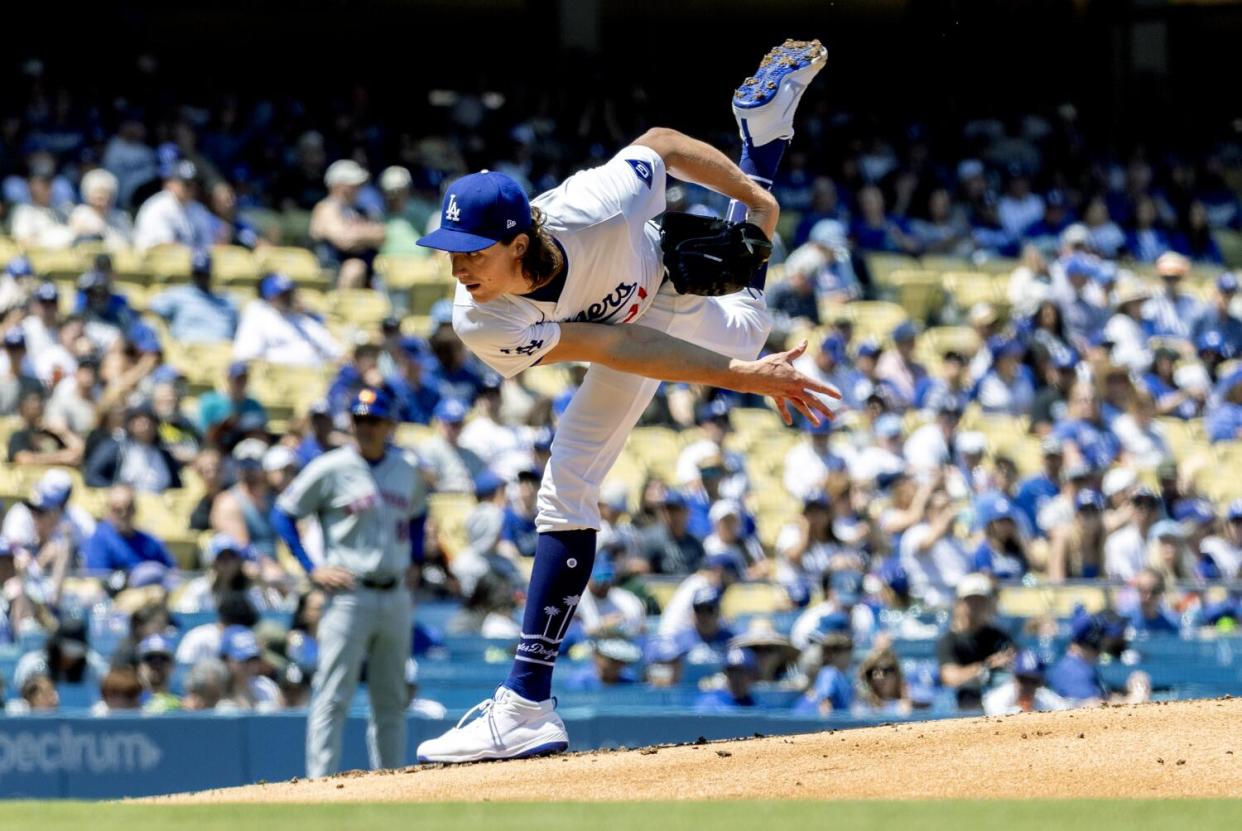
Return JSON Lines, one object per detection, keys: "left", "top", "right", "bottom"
{"left": 634, "top": 128, "right": 778, "bottom": 239}
{"left": 544, "top": 322, "right": 838, "bottom": 423}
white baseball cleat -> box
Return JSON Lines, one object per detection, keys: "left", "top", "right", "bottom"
{"left": 732, "top": 38, "right": 828, "bottom": 148}
{"left": 416, "top": 687, "right": 569, "bottom": 764}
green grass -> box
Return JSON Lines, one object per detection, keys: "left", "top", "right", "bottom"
{"left": 6, "top": 800, "right": 1242, "bottom": 831}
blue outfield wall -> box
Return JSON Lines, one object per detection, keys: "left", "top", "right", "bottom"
{"left": 0, "top": 709, "right": 920, "bottom": 800}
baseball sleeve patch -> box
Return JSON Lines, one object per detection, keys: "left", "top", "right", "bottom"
{"left": 625, "top": 158, "right": 653, "bottom": 189}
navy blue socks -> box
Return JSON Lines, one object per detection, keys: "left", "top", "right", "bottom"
{"left": 504, "top": 529, "right": 596, "bottom": 701}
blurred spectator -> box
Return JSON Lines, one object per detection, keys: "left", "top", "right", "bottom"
{"left": 936, "top": 574, "right": 1014, "bottom": 710}
{"left": 8, "top": 388, "right": 83, "bottom": 466}
{"left": 181, "top": 658, "right": 230, "bottom": 711}
{"left": 68, "top": 168, "right": 133, "bottom": 249}
{"left": 379, "top": 166, "right": 434, "bottom": 256}
{"left": 188, "top": 447, "right": 227, "bottom": 531}
{"left": 132, "top": 158, "right": 213, "bottom": 250}
{"left": 405, "top": 658, "right": 448, "bottom": 718}
{"left": 82, "top": 485, "right": 174, "bottom": 573}
{"left": 294, "top": 400, "right": 346, "bottom": 466}
{"left": 91, "top": 667, "right": 143, "bottom": 715}
{"left": 704, "top": 499, "right": 766, "bottom": 580}
{"left": 498, "top": 469, "right": 540, "bottom": 560}
{"left": 1200, "top": 500, "right": 1242, "bottom": 581}
{"left": 1112, "top": 391, "right": 1171, "bottom": 471}
{"left": 1176, "top": 200, "right": 1224, "bottom": 264}
{"left": 8, "top": 673, "right": 60, "bottom": 714}
{"left": 1143, "top": 252, "right": 1201, "bottom": 343}
{"left": 148, "top": 251, "right": 240, "bottom": 343}
{"left": 46, "top": 353, "right": 101, "bottom": 436}
{"left": 420, "top": 398, "right": 487, "bottom": 492}
{"left": 450, "top": 502, "right": 522, "bottom": 599}
{"left": 875, "top": 322, "right": 926, "bottom": 409}
{"left": 85, "top": 404, "right": 182, "bottom": 492}
{"left": 783, "top": 418, "right": 842, "bottom": 501}
{"left": 850, "top": 185, "right": 918, "bottom": 254}
{"left": 387, "top": 338, "right": 441, "bottom": 425}
{"left": 1146, "top": 519, "right": 1194, "bottom": 582}
{"left": 286, "top": 588, "right": 326, "bottom": 673}
{"left": 640, "top": 489, "right": 707, "bottom": 576}
{"left": 793, "top": 613, "right": 855, "bottom": 716}
{"left": 2, "top": 470, "right": 95, "bottom": 554}
{"left": 217, "top": 625, "right": 281, "bottom": 711}
{"left": 981, "top": 650, "right": 1067, "bottom": 715}
{"left": 776, "top": 495, "right": 863, "bottom": 604}
{"left": 1192, "top": 272, "right": 1242, "bottom": 346}
{"left": 1124, "top": 197, "right": 1175, "bottom": 263}
{"left": 172, "top": 534, "right": 262, "bottom": 614}
{"left": 197, "top": 361, "right": 268, "bottom": 448}
{"left": 1082, "top": 197, "right": 1124, "bottom": 259}
{"left": 459, "top": 375, "right": 530, "bottom": 481}
{"left": 1104, "top": 486, "right": 1163, "bottom": 580}
{"left": 75, "top": 259, "right": 136, "bottom": 349}
{"left": 150, "top": 372, "right": 201, "bottom": 465}
{"left": 1048, "top": 613, "right": 1149, "bottom": 706}
{"left": 234, "top": 273, "right": 341, "bottom": 366}
{"left": 206, "top": 181, "right": 263, "bottom": 249}
{"left": 176, "top": 591, "right": 259, "bottom": 664}
{"left": 310, "top": 160, "right": 386, "bottom": 288}
{"left": 975, "top": 338, "right": 1035, "bottom": 416}
{"left": 910, "top": 187, "right": 971, "bottom": 256}
{"left": 904, "top": 395, "right": 963, "bottom": 472}
{"left": 677, "top": 399, "right": 748, "bottom": 507}
{"left": 856, "top": 643, "right": 912, "bottom": 715}
{"left": 694, "top": 646, "right": 758, "bottom": 711}
{"left": 10, "top": 167, "right": 73, "bottom": 248}
{"left": 658, "top": 552, "right": 742, "bottom": 637}
{"left": 899, "top": 487, "right": 968, "bottom": 605}
{"left": 971, "top": 494, "right": 1029, "bottom": 580}
{"left": 0, "top": 255, "right": 36, "bottom": 316}
{"left": 426, "top": 319, "right": 487, "bottom": 404}
{"left": 574, "top": 557, "right": 645, "bottom": 639}
{"left": 1047, "top": 488, "right": 1107, "bottom": 581}
{"left": 273, "top": 131, "right": 328, "bottom": 211}
{"left": 14, "top": 618, "right": 105, "bottom": 690}
{"left": 446, "top": 572, "right": 520, "bottom": 638}
{"left": 211, "top": 438, "right": 278, "bottom": 561}
{"left": 767, "top": 248, "right": 822, "bottom": 329}
{"left": 102, "top": 118, "right": 158, "bottom": 209}
{"left": 563, "top": 639, "right": 642, "bottom": 691}
{"left": 136, "top": 634, "right": 181, "bottom": 712}
{"left": 1124, "top": 568, "right": 1180, "bottom": 634}
{"left": 1007, "top": 245, "right": 1053, "bottom": 317}
{"left": 0, "top": 330, "right": 45, "bottom": 417}
{"left": 1052, "top": 383, "right": 1120, "bottom": 470}
{"left": 1207, "top": 368, "right": 1242, "bottom": 443}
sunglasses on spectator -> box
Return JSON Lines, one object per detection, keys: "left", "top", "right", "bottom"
{"left": 110, "top": 503, "right": 135, "bottom": 516}
{"left": 869, "top": 666, "right": 897, "bottom": 678}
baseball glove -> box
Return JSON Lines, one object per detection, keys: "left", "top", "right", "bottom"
{"left": 660, "top": 211, "right": 773, "bottom": 296}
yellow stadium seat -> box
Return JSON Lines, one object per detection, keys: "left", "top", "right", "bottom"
{"left": 256, "top": 246, "right": 327, "bottom": 288}
{"left": 520, "top": 364, "right": 573, "bottom": 398}
{"left": 996, "top": 585, "right": 1109, "bottom": 618}
{"left": 212, "top": 245, "right": 260, "bottom": 284}
{"left": 144, "top": 245, "right": 193, "bottom": 280}
{"left": 895, "top": 274, "right": 946, "bottom": 322}
{"left": 721, "top": 583, "right": 788, "bottom": 617}
{"left": 942, "top": 271, "right": 1002, "bottom": 311}
{"left": 428, "top": 492, "right": 477, "bottom": 556}
{"left": 730, "top": 407, "right": 783, "bottom": 435}
{"left": 628, "top": 426, "right": 681, "bottom": 479}
{"left": 0, "top": 237, "right": 21, "bottom": 266}
{"left": 376, "top": 254, "right": 447, "bottom": 289}
{"left": 863, "top": 253, "right": 921, "bottom": 288}
{"left": 25, "top": 247, "right": 87, "bottom": 279}
{"left": 395, "top": 423, "right": 435, "bottom": 448}
{"left": 837, "top": 300, "right": 908, "bottom": 341}
{"left": 974, "top": 257, "right": 1020, "bottom": 275}
{"left": 329, "top": 288, "right": 392, "bottom": 329}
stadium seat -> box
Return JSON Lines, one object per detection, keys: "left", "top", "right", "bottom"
{"left": 256, "top": 246, "right": 327, "bottom": 289}
{"left": 428, "top": 492, "right": 478, "bottom": 554}
{"left": 211, "top": 245, "right": 260, "bottom": 284}
{"left": 836, "top": 300, "right": 908, "bottom": 341}
{"left": 863, "top": 253, "right": 920, "bottom": 289}
{"left": 25, "top": 247, "right": 86, "bottom": 280}
{"left": 144, "top": 245, "right": 193, "bottom": 281}
{"left": 329, "top": 288, "right": 393, "bottom": 329}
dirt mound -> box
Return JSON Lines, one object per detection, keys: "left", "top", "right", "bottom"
{"left": 157, "top": 698, "right": 1242, "bottom": 803}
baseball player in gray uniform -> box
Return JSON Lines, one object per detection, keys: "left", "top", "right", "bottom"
{"left": 272, "top": 386, "right": 427, "bottom": 777}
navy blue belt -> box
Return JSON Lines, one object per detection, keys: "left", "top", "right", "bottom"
{"left": 359, "top": 575, "right": 399, "bottom": 591}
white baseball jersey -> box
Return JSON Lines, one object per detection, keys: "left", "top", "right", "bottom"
{"left": 452, "top": 145, "right": 668, "bottom": 378}
{"left": 276, "top": 445, "right": 426, "bottom": 577}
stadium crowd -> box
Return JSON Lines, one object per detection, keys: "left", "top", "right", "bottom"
{"left": 0, "top": 63, "right": 1240, "bottom": 724}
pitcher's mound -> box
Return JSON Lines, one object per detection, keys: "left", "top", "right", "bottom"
{"left": 159, "top": 698, "right": 1242, "bottom": 803}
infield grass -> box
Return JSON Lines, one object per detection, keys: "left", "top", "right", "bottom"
{"left": 6, "top": 800, "right": 1242, "bottom": 831}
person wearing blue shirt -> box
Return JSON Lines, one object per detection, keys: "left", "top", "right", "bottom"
{"left": 198, "top": 361, "right": 269, "bottom": 444}
{"left": 849, "top": 185, "right": 919, "bottom": 254}
{"left": 1124, "top": 198, "right": 1177, "bottom": 263}
{"left": 500, "top": 469, "right": 540, "bottom": 558}
{"left": 1052, "top": 383, "right": 1121, "bottom": 469}
{"left": 386, "top": 337, "right": 441, "bottom": 424}
{"left": 1142, "top": 252, "right": 1203, "bottom": 343}
{"left": 1126, "top": 568, "right": 1181, "bottom": 635}
{"left": 1013, "top": 438, "right": 1063, "bottom": 538}
{"left": 973, "top": 338, "right": 1036, "bottom": 416}
{"left": 146, "top": 251, "right": 239, "bottom": 343}
{"left": 695, "top": 646, "right": 759, "bottom": 712}
{"left": 427, "top": 318, "right": 486, "bottom": 406}
{"left": 326, "top": 343, "right": 383, "bottom": 417}
{"left": 913, "top": 350, "right": 971, "bottom": 411}
{"left": 971, "top": 494, "right": 1029, "bottom": 580}
{"left": 560, "top": 639, "right": 641, "bottom": 692}
{"left": 1206, "top": 369, "right": 1242, "bottom": 444}
{"left": 792, "top": 612, "right": 855, "bottom": 716}
{"left": 83, "top": 485, "right": 174, "bottom": 573}
{"left": 1192, "top": 273, "right": 1242, "bottom": 348}
{"left": 1047, "top": 614, "right": 1126, "bottom": 704}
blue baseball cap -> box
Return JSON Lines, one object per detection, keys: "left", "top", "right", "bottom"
{"left": 691, "top": 585, "right": 723, "bottom": 608}
{"left": 203, "top": 533, "right": 253, "bottom": 566}
{"left": 128, "top": 560, "right": 170, "bottom": 589}
{"left": 891, "top": 321, "right": 918, "bottom": 342}
{"left": 591, "top": 558, "right": 616, "bottom": 583}
{"left": 220, "top": 625, "right": 261, "bottom": 662}
{"left": 990, "top": 337, "right": 1024, "bottom": 359}
{"left": 532, "top": 426, "right": 555, "bottom": 451}
{"left": 190, "top": 250, "right": 212, "bottom": 276}
{"left": 874, "top": 412, "right": 903, "bottom": 439}
{"left": 433, "top": 397, "right": 468, "bottom": 424}
{"left": 662, "top": 489, "right": 688, "bottom": 509}
{"left": 1172, "top": 499, "right": 1216, "bottom": 526}
{"left": 704, "top": 552, "right": 743, "bottom": 574}
{"left": 1051, "top": 347, "right": 1080, "bottom": 370}
{"left": 819, "top": 334, "right": 845, "bottom": 362}
{"left": 1075, "top": 489, "right": 1105, "bottom": 512}
{"left": 1064, "top": 253, "right": 1097, "bottom": 279}
{"left": 973, "top": 492, "right": 1016, "bottom": 530}
{"left": 138, "top": 634, "right": 174, "bottom": 659}
{"left": 351, "top": 387, "right": 395, "bottom": 420}
{"left": 1012, "top": 649, "right": 1044, "bottom": 679}
{"left": 5, "top": 256, "right": 33, "bottom": 278}
{"left": 1196, "top": 330, "right": 1229, "bottom": 356}
{"left": 473, "top": 469, "right": 506, "bottom": 498}
{"left": 696, "top": 398, "right": 732, "bottom": 424}
{"left": 3, "top": 328, "right": 24, "bottom": 348}
{"left": 856, "top": 339, "right": 882, "bottom": 359}
{"left": 227, "top": 360, "right": 249, "bottom": 380}
{"left": 417, "top": 171, "right": 532, "bottom": 253}
{"left": 1227, "top": 499, "right": 1242, "bottom": 521}
{"left": 33, "top": 281, "right": 58, "bottom": 302}
{"left": 260, "top": 272, "right": 295, "bottom": 299}
{"left": 725, "top": 646, "right": 759, "bottom": 673}
{"left": 1070, "top": 613, "right": 1124, "bottom": 649}
{"left": 429, "top": 299, "right": 455, "bottom": 326}
{"left": 1217, "top": 272, "right": 1238, "bottom": 293}
{"left": 645, "top": 636, "right": 688, "bottom": 664}
{"left": 878, "top": 558, "right": 909, "bottom": 595}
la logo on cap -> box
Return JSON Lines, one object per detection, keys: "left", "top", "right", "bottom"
{"left": 445, "top": 194, "right": 461, "bottom": 223}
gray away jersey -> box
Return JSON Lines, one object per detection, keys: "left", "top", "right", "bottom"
{"left": 277, "top": 445, "right": 426, "bottom": 577}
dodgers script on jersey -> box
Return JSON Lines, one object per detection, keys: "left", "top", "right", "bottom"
{"left": 452, "top": 145, "right": 668, "bottom": 378}
{"left": 276, "top": 446, "right": 426, "bottom": 576}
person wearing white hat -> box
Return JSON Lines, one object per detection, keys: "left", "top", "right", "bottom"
{"left": 309, "top": 159, "right": 386, "bottom": 288}
{"left": 379, "top": 166, "right": 436, "bottom": 257}
{"left": 132, "top": 157, "right": 213, "bottom": 251}
{"left": 1105, "top": 277, "right": 1153, "bottom": 372}
{"left": 1143, "top": 251, "right": 1202, "bottom": 342}
{"left": 703, "top": 498, "right": 766, "bottom": 580}
{"left": 936, "top": 572, "right": 1015, "bottom": 710}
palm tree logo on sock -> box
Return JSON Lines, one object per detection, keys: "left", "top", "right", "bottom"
{"left": 553, "top": 595, "right": 580, "bottom": 642}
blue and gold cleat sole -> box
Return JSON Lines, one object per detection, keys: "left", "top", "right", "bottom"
{"left": 733, "top": 38, "right": 828, "bottom": 110}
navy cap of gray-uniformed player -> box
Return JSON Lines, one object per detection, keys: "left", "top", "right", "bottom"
{"left": 416, "top": 171, "right": 532, "bottom": 253}
{"left": 350, "top": 387, "right": 394, "bottom": 420}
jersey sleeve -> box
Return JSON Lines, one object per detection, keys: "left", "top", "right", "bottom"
{"left": 540, "top": 144, "right": 667, "bottom": 228}
{"left": 452, "top": 293, "right": 562, "bottom": 379}
{"left": 276, "top": 453, "right": 333, "bottom": 518}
